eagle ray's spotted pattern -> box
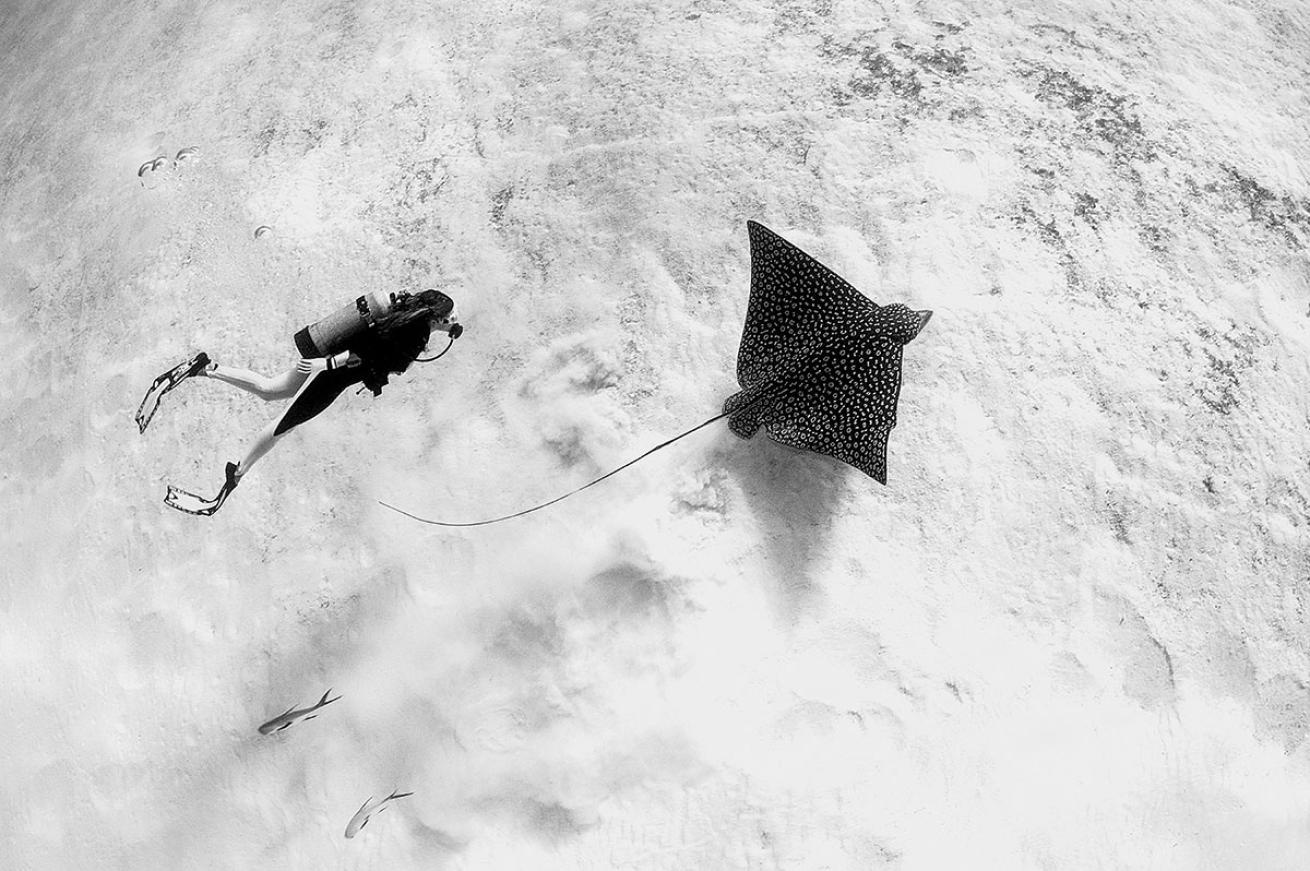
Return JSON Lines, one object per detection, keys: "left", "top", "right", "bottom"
{"left": 724, "top": 221, "right": 931, "bottom": 484}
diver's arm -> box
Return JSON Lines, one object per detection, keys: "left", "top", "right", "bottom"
{"left": 326, "top": 350, "right": 361, "bottom": 370}
{"left": 295, "top": 353, "right": 360, "bottom": 375}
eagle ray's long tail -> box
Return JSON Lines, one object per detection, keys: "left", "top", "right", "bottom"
{"left": 377, "top": 406, "right": 746, "bottom": 528}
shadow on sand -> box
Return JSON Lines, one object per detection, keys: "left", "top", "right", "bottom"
{"left": 713, "top": 433, "right": 852, "bottom": 624}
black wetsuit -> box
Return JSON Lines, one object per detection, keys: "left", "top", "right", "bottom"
{"left": 274, "top": 319, "right": 432, "bottom": 436}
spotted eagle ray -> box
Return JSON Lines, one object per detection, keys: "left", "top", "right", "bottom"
{"left": 723, "top": 220, "right": 932, "bottom": 483}
{"left": 380, "top": 221, "right": 931, "bottom": 526}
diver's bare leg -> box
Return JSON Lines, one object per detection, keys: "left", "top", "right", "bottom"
{"left": 231, "top": 367, "right": 326, "bottom": 477}
{"left": 205, "top": 364, "right": 307, "bottom": 401}
{"left": 235, "top": 417, "right": 285, "bottom": 477}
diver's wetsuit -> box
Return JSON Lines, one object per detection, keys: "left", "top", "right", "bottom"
{"left": 273, "top": 317, "right": 432, "bottom": 436}
{"left": 274, "top": 367, "right": 365, "bottom": 435}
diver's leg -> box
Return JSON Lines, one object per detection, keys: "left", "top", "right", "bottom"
{"left": 232, "top": 368, "right": 359, "bottom": 478}
{"left": 235, "top": 417, "right": 285, "bottom": 477}
{"left": 205, "top": 364, "right": 308, "bottom": 401}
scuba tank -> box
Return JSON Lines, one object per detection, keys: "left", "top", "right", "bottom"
{"left": 293, "top": 291, "right": 398, "bottom": 358}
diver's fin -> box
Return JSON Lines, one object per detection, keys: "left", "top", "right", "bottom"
{"left": 164, "top": 462, "right": 240, "bottom": 517}
{"left": 163, "top": 485, "right": 227, "bottom": 516}
{"left": 135, "top": 352, "right": 210, "bottom": 434}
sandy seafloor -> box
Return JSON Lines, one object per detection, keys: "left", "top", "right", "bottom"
{"left": 2, "top": 0, "right": 1309, "bottom": 867}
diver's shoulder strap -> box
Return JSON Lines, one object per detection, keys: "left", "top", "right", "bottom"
{"left": 355, "top": 295, "right": 377, "bottom": 328}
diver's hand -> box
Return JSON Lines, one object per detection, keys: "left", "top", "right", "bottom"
{"left": 328, "top": 351, "right": 361, "bottom": 369}
{"left": 297, "top": 358, "right": 328, "bottom": 375}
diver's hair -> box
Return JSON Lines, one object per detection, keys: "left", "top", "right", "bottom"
{"left": 375, "top": 289, "right": 454, "bottom": 334}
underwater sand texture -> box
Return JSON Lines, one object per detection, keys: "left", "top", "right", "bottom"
{"left": 1, "top": 0, "right": 1308, "bottom": 868}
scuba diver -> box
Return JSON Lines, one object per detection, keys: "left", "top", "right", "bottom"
{"left": 137, "top": 289, "right": 462, "bottom": 515}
